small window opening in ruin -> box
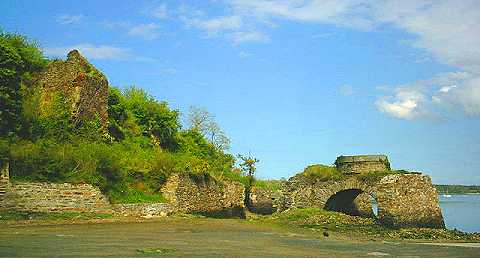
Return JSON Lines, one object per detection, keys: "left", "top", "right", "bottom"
{"left": 370, "top": 195, "right": 378, "bottom": 216}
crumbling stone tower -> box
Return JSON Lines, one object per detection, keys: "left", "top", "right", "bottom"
{"left": 37, "top": 50, "right": 109, "bottom": 127}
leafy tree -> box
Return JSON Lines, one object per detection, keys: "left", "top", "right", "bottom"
{"left": 187, "top": 106, "right": 230, "bottom": 151}
{"left": 123, "top": 86, "right": 180, "bottom": 150}
{"left": 0, "top": 31, "right": 48, "bottom": 137}
{"left": 238, "top": 154, "right": 259, "bottom": 208}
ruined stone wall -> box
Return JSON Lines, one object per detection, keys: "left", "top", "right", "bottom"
{"left": 113, "top": 203, "right": 172, "bottom": 218}
{"left": 161, "top": 173, "right": 245, "bottom": 218}
{"left": 279, "top": 172, "right": 444, "bottom": 229}
{"left": 36, "top": 50, "right": 109, "bottom": 126}
{"left": 0, "top": 182, "right": 113, "bottom": 213}
{"left": 248, "top": 187, "right": 281, "bottom": 215}
{"left": 375, "top": 174, "right": 444, "bottom": 228}
{"left": 335, "top": 155, "right": 390, "bottom": 174}
{"left": 0, "top": 163, "right": 9, "bottom": 197}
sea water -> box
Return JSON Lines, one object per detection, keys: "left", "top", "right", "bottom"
{"left": 439, "top": 194, "right": 480, "bottom": 233}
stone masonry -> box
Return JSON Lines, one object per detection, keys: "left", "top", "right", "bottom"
{"left": 36, "top": 50, "right": 109, "bottom": 127}
{"left": 0, "top": 162, "right": 9, "bottom": 197}
{"left": 335, "top": 155, "right": 390, "bottom": 174}
{"left": 0, "top": 182, "right": 113, "bottom": 213}
{"left": 279, "top": 155, "right": 445, "bottom": 229}
{"left": 161, "top": 173, "right": 246, "bottom": 218}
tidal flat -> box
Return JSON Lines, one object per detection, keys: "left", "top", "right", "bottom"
{"left": 1, "top": 217, "right": 479, "bottom": 258}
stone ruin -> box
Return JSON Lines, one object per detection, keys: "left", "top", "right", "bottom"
{"left": 161, "top": 173, "right": 246, "bottom": 218}
{"left": 335, "top": 155, "right": 390, "bottom": 174}
{"left": 36, "top": 50, "right": 109, "bottom": 127}
{"left": 278, "top": 155, "right": 445, "bottom": 229}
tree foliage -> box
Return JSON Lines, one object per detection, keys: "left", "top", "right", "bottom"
{"left": 0, "top": 31, "right": 48, "bottom": 137}
{"left": 187, "top": 106, "right": 230, "bottom": 151}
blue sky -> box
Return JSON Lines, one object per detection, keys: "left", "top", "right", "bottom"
{"left": 2, "top": 0, "right": 480, "bottom": 184}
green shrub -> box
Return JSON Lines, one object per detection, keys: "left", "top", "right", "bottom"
{"left": 299, "top": 164, "right": 344, "bottom": 182}
{"left": 254, "top": 179, "right": 284, "bottom": 191}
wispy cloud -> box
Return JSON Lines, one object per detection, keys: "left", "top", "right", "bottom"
{"left": 128, "top": 23, "right": 160, "bottom": 40}
{"left": 176, "top": 1, "right": 479, "bottom": 117}
{"left": 338, "top": 84, "right": 355, "bottom": 96}
{"left": 56, "top": 14, "right": 83, "bottom": 25}
{"left": 152, "top": 3, "right": 168, "bottom": 19}
{"left": 183, "top": 15, "right": 243, "bottom": 37}
{"left": 238, "top": 51, "right": 251, "bottom": 58}
{"left": 44, "top": 44, "right": 155, "bottom": 61}
{"left": 230, "top": 30, "right": 269, "bottom": 44}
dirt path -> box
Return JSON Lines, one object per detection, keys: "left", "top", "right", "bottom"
{"left": 0, "top": 218, "right": 478, "bottom": 257}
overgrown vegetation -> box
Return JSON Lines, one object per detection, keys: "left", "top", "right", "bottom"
{"left": 0, "top": 31, "right": 248, "bottom": 204}
{"left": 298, "top": 164, "right": 344, "bottom": 181}
{"left": 297, "top": 164, "right": 412, "bottom": 183}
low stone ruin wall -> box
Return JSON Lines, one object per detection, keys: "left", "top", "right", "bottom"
{"left": 248, "top": 187, "right": 280, "bottom": 215}
{"left": 161, "top": 173, "right": 246, "bottom": 218}
{"left": 0, "top": 182, "right": 113, "bottom": 213}
{"left": 113, "top": 203, "right": 172, "bottom": 217}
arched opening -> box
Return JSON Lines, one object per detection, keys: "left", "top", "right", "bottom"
{"left": 324, "top": 189, "right": 377, "bottom": 218}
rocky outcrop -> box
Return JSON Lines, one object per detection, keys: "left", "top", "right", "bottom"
{"left": 37, "top": 50, "right": 109, "bottom": 127}
{"left": 161, "top": 173, "right": 246, "bottom": 218}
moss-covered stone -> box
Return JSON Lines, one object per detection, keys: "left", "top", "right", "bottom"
{"left": 36, "top": 50, "right": 109, "bottom": 128}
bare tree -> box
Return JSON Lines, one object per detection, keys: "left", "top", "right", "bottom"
{"left": 187, "top": 106, "right": 230, "bottom": 150}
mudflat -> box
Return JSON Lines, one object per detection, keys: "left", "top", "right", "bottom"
{"left": 0, "top": 218, "right": 478, "bottom": 257}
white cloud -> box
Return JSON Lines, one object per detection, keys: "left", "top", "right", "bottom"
{"left": 44, "top": 44, "right": 154, "bottom": 61}
{"left": 152, "top": 3, "right": 168, "bottom": 19}
{"left": 128, "top": 23, "right": 160, "bottom": 40}
{"left": 177, "top": 1, "right": 480, "bottom": 116}
{"left": 56, "top": 14, "right": 83, "bottom": 25}
{"left": 230, "top": 30, "right": 269, "bottom": 44}
{"left": 184, "top": 15, "right": 243, "bottom": 36}
{"left": 338, "top": 84, "right": 354, "bottom": 96}
{"left": 376, "top": 88, "right": 425, "bottom": 120}
{"left": 376, "top": 72, "right": 480, "bottom": 119}
{"left": 238, "top": 51, "right": 251, "bottom": 58}
{"left": 228, "top": 0, "right": 375, "bottom": 30}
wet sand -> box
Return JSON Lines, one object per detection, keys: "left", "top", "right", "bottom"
{"left": 0, "top": 218, "right": 479, "bottom": 257}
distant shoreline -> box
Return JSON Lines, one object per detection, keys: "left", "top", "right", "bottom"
{"left": 435, "top": 185, "right": 480, "bottom": 195}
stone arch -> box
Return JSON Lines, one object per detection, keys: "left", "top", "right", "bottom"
{"left": 320, "top": 179, "right": 378, "bottom": 218}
